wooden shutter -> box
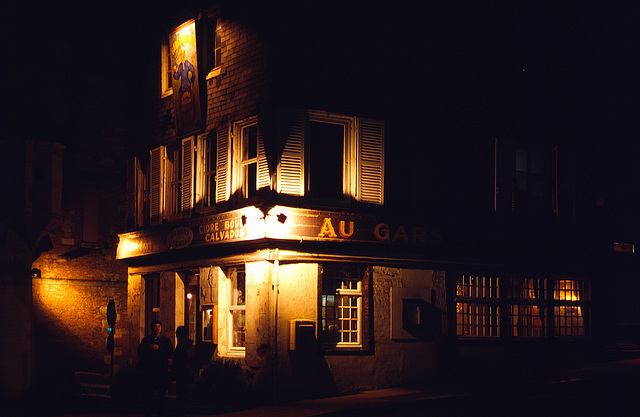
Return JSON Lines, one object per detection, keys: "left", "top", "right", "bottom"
{"left": 149, "top": 146, "right": 165, "bottom": 224}
{"left": 277, "top": 109, "right": 305, "bottom": 195}
{"left": 358, "top": 118, "right": 384, "bottom": 205}
{"left": 216, "top": 124, "right": 229, "bottom": 203}
{"left": 181, "top": 137, "right": 194, "bottom": 215}
{"left": 257, "top": 123, "right": 270, "bottom": 190}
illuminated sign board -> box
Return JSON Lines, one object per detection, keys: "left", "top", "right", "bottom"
{"left": 116, "top": 206, "right": 427, "bottom": 259}
{"left": 170, "top": 19, "right": 201, "bottom": 135}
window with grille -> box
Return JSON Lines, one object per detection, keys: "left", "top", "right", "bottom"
{"left": 320, "top": 264, "right": 363, "bottom": 347}
{"left": 507, "top": 278, "right": 546, "bottom": 338}
{"left": 456, "top": 275, "right": 500, "bottom": 337}
{"left": 553, "top": 279, "right": 589, "bottom": 337}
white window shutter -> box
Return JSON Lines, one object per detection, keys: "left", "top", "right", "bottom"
{"left": 181, "top": 137, "right": 194, "bottom": 215}
{"left": 149, "top": 146, "right": 165, "bottom": 224}
{"left": 358, "top": 118, "right": 384, "bottom": 205}
{"left": 257, "top": 124, "right": 270, "bottom": 190}
{"left": 216, "top": 124, "right": 230, "bottom": 203}
{"left": 277, "top": 109, "right": 305, "bottom": 196}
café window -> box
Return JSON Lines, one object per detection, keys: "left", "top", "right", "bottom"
{"left": 320, "top": 264, "right": 369, "bottom": 348}
{"left": 228, "top": 266, "right": 246, "bottom": 351}
{"left": 553, "top": 279, "right": 589, "bottom": 337}
{"left": 456, "top": 275, "right": 500, "bottom": 338}
{"left": 507, "top": 277, "right": 546, "bottom": 338}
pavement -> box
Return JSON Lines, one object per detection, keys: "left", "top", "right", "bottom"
{"left": 20, "top": 356, "right": 640, "bottom": 417}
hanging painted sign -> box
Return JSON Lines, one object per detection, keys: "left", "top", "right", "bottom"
{"left": 170, "top": 19, "right": 201, "bottom": 135}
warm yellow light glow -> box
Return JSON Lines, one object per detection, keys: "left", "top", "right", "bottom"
{"left": 554, "top": 280, "right": 580, "bottom": 301}
{"left": 265, "top": 206, "right": 292, "bottom": 239}
{"left": 116, "top": 235, "right": 141, "bottom": 259}
{"left": 187, "top": 292, "right": 193, "bottom": 300}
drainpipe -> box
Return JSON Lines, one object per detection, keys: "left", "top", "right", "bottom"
{"left": 272, "top": 249, "right": 280, "bottom": 404}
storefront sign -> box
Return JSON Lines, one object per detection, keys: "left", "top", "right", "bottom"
{"left": 117, "top": 206, "right": 428, "bottom": 259}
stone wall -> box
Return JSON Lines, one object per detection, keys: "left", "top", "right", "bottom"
{"left": 31, "top": 239, "right": 129, "bottom": 381}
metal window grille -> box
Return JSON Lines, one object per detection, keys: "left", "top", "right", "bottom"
{"left": 553, "top": 279, "right": 588, "bottom": 337}
{"left": 507, "top": 278, "right": 546, "bottom": 338}
{"left": 456, "top": 275, "right": 500, "bottom": 337}
{"left": 321, "top": 265, "right": 362, "bottom": 346}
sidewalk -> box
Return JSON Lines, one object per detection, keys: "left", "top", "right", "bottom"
{"left": 41, "top": 358, "right": 640, "bottom": 417}
{"left": 212, "top": 387, "right": 464, "bottom": 417}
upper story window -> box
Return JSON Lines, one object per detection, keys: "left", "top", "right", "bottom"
{"left": 161, "top": 36, "right": 173, "bottom": 98}
{"left": 199, "top": 131, "right": 217, "bottom": 208}
{"left": 494, "top": 138, "right": 573, "bottom": 219}
{"left": 225, "top": 116, "right": 270, "bottom": 202}
{"left": 166, "top": 146, "right": 183, "bottom": 218}
{"left": 278, "top": 109, "right": 384, "bottom": 206}
{"left": 308, "top": 114, "right": 349, "bottom": 201}
{"left": 206, "top": 17, "right": 222, "bottom": 79}
{"left": 238, "top": 120, "right": 259, "bottom": 199}
{"left": 144, "top": 137, "right": 194, "bottom": 225}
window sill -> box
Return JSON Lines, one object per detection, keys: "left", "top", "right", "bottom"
{"left": 221, "top": 349, "right": 246, "bottom": 359}
{"left": 206, "top": 67, "right": 222, "bottom": 80}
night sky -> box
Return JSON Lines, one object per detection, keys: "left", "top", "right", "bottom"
{"left": 7, "top": 0, "right": 639, "bottom": 235}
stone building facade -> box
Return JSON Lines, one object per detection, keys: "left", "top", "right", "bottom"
{"left": 117, "top": 0, "right": 621, "bottom": 403}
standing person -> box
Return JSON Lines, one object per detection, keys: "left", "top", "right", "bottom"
{"left": 138, "top": 320, "right": 174, "bottom": 417}
{"left": 172, "top": 326, "right": 194, "bottom": 413}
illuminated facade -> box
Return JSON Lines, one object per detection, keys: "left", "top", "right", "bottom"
{"left": 117, "top": 1, "right": 635, "bottom": 402}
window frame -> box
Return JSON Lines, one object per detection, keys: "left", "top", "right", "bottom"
{"left": 206, "top": 17, "right": 223, "bottom": 80}
{"left": 166, "top": 145, "right": 182, "bottom": 218}
{"left": 227, "top": 266, "right": 246, "bottom": 354}
{"left": 307, "top": 110, "right": 355, "bottom": 204}
{"left": 197, "top": 131, "right": 217, "bottom": 209}
{"left": 506, "top": 277, "right": 547, "bottom": 338}
{"left": 552, "top": 279, "right": 590, "bottom": 338}
{"left": 455, "top": 273, "right": 590, "bottom": 341}
{"left": 455, "top": 274, "right": 501, "bottom": 338}
{"left": 232, "top": 116, "right": 264, "bottom": 200}
{"left": 319, "top": 264, "right": 368, "bottom": 350}
{"left": 161, "top": 34, "right": 173, "bottom": 98}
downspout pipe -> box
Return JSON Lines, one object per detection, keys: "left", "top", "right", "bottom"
{"left": 272, "top": 249, "right": 280, "bottom": 404}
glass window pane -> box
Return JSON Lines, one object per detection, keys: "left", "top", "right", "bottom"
{"left": 231, "top": 310, "right": 245, "bottom": 348}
